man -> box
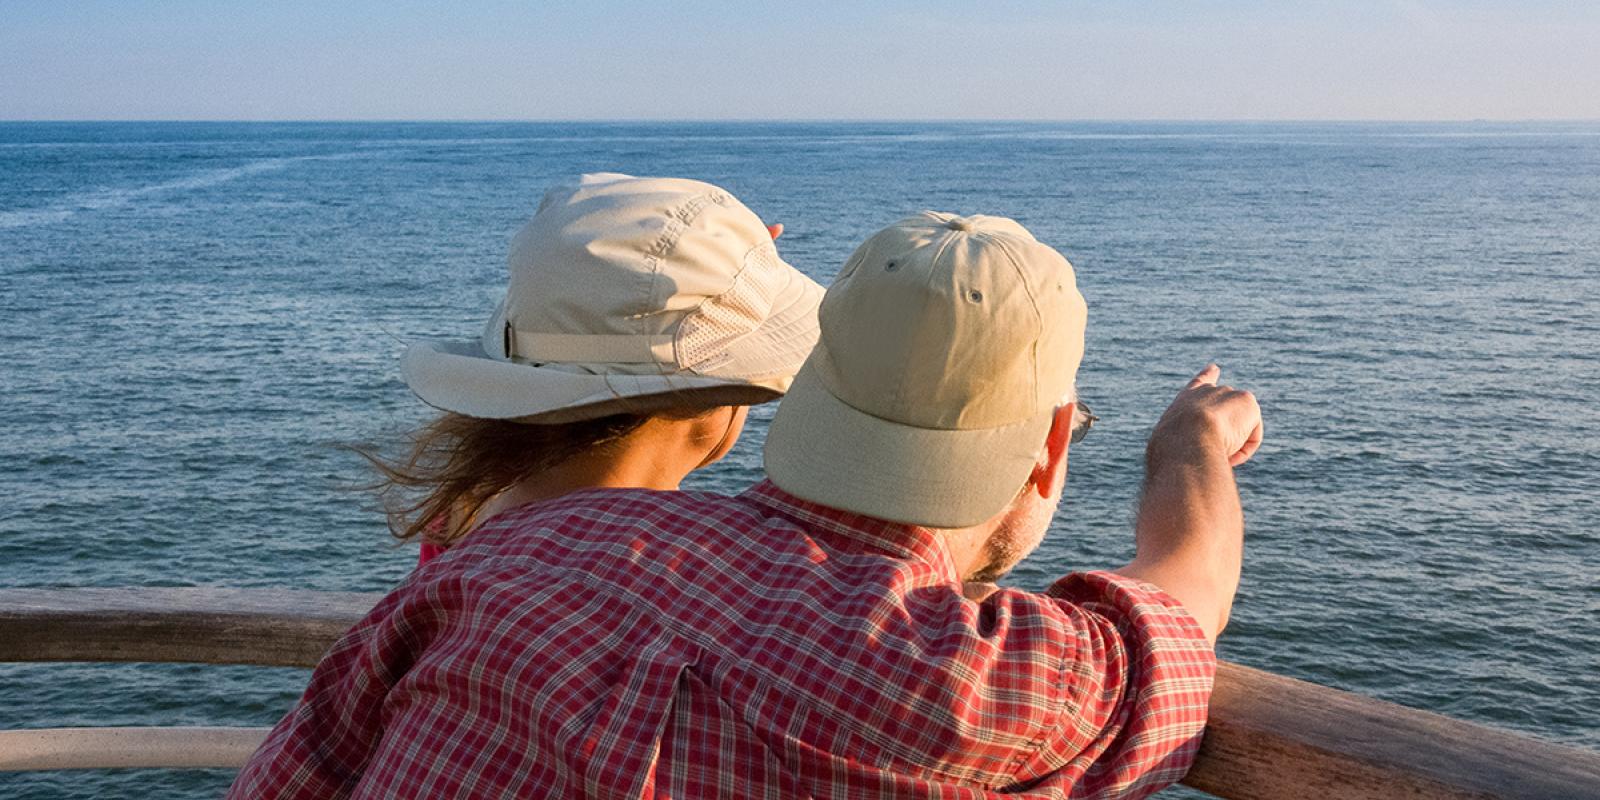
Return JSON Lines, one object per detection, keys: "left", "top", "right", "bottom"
{"left": 232, "top": 212, "right": 1261, "bottom": 799}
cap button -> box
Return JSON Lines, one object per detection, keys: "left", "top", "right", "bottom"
{"left": 944, "top": 216, "right": 974, "bottom": 232}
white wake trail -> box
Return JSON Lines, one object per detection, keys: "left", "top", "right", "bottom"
{"left": 0, "top": 153, "right": 358, "bottom": 231}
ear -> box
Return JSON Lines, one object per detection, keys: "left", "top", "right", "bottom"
{"left": 694, "top": 405, "right": 749, "bottom": 469}
{"left": 1027, "top": 404, "right": 1075, "bottom": 499}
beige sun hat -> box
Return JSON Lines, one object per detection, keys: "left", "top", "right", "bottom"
{"left": 402, "top": 173, "right": 824, "bottom": 423}
{"left": 763, "top": 212, "right": 1087, "bottom": 528}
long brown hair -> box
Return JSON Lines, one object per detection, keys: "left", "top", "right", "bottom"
{"left": 357, "top": 412, "right": 650, "bottom": 546}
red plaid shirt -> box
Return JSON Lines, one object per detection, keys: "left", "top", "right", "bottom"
{"left": 232, "top": 482, "right": 1214, "bottom": 799}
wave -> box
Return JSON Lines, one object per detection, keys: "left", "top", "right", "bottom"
{"left": 0, "top": 153, "right": 358, "bottom": 230}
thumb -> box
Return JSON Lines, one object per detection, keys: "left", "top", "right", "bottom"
{"left": 1188, "top": 363, "right": 1221, "bottom": 389}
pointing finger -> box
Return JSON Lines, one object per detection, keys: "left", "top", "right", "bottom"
{"left": 1188, "top": 363, "right": 1221, "bottom": 389}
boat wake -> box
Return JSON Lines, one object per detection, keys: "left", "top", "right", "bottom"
{"left": 0, "top": 153, "right": 356, "bottom": 230}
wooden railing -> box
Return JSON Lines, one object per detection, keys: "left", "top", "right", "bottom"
{"left": 1, "top": 588, "right": 1597, "bottom": 799}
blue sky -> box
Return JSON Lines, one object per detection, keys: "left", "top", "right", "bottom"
{"left": 3, "top": 1, "right": 1596, "bottom": 120}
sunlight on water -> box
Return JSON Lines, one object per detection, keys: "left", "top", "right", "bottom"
{"left": 2, "top": 121, "right": 1596, "bottom": 797}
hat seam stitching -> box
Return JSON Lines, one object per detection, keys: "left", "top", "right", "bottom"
{"left": 641, "top": 191, "right": 721, "bottom": 370}
{"left": 899, "top": 231, "right": 964, "bottom": 420}
{"left": 980, "top": 231, "right": 1049, "bottom": 413}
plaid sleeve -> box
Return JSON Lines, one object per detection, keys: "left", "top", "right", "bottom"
{"left": 227, "top": 584, "right": 439, "bottom": 799}
{"left": 1009, "top": 570, "right": 1216, "bottom": 799}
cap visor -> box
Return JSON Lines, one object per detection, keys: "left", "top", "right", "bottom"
{"left": 763, "top": 362, "right": 1053, "bottom": 528}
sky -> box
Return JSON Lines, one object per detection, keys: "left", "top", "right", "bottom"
{"left": 3, "top": 0, "right": 1597, "bottom": 121}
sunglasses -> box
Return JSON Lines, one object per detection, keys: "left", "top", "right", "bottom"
{"left": 1070, "top": 401, "right": 1098, "bottom": 445}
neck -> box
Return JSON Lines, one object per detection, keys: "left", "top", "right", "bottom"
{"left": 478, "top": 412, "right": 729, "bottom": 522}
{"left": 935, "top": 519, "right": 1004, "bottom": 581}
{"left": 935, "top": 479, "right": 1061, "bottom": 583}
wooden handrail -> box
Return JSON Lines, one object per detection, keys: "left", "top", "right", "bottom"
{"left": 0, "top": 727, "right": 270, "bottom": 771}
{"left": 0, "top": 587, "right": 382, "bottom": 667}
{"left": 2, "top": 588, "right": 1597, "bottom": 798}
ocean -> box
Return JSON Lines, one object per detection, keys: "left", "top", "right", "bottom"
{"left": 2, "top": 121, "right": 1596, "bottom": 797}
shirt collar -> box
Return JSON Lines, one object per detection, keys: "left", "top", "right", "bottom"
{"left": 741, "top": 480, "right": 961, "bottom": 581}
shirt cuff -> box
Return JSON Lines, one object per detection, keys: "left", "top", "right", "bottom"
{"left": 1047, "top": 570, "right": 1214, "bottom": 655}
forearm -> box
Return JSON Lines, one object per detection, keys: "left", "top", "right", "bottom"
{"left": 1115, "top": 440, "right": 1243, "bottom": 643}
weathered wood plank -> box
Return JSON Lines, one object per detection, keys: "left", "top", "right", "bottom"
{"left": 0, "top": 727, "right": 269, "bottom": 771}
{"left": 2, "top": 588, "right": 1598, "bottom": 798}
{"left": 1188, "top": 662, "right": 1600, "bottom": 800}
{"left": 0, "top": 587, "right": 383, "bottom": 667}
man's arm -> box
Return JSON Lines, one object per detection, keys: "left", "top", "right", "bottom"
{"left": 1115, "top": 364, "right": 1262, "bottom": 643}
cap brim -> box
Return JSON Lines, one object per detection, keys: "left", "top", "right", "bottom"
{"left": 763, "top": 361, "right": 1053, "bottom": 528}
{"left": 400, "top": 257, "right": 823, "bottom": 424}
{"left": 402, "top": 340, "right": 783, "bottom": 422}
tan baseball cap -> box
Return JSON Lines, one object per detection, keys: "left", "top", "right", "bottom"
{"left": 402, "top": 173, "right": 824, "bottom": 423}
{"left": 763, "top": 211, "right": 1087, "bottom": 528}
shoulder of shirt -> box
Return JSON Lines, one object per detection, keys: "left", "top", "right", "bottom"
{"left": 499, "top": 486, "right": 769, "bottom": 525}
{"left": 411, "top": 488, "right": 781, "bottom": 568}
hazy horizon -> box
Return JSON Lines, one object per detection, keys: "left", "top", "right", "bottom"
{"left": 4, "top": 1, "right": 1598, "bottom": 122}
{"left": 6, "top": 118, "right": 1600, "bottom": 124}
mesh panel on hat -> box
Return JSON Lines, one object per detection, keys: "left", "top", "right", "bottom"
{"left": 676, "top": 244, "right": 785, "bottom": 378}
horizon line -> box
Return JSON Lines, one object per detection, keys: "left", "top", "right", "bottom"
{"left": 4, "top": 117, "right": 1600, "bottom": 125}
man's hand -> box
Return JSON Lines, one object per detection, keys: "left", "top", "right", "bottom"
{"left": 1116, "top": 365, "right": 1262, "bottom": 644}
{"left": 1149, "top": 364, "right": 1263, "bottom": 468}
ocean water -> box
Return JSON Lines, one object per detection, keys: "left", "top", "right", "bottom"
{"left": 2, "top": 121, "right": 1596, "bottom": 797}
